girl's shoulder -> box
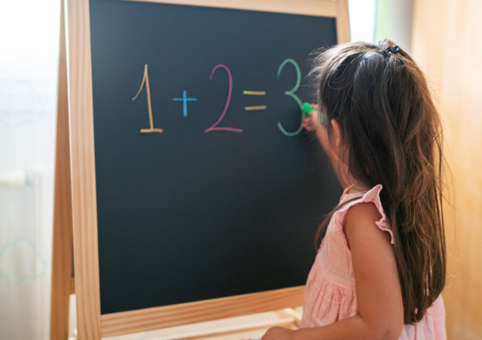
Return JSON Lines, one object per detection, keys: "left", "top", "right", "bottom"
{"left": 331, "top": 184, "right": 394, "bottom": 245}
{"left": 311, "top": 185, "right": 394, "bottom": 289}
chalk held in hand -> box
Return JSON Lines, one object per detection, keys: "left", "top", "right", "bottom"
{"left": 302, "top": 102, "right": 327, "bottom": 125}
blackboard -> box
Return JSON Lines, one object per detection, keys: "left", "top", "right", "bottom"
{"left": 89, "top": 0, "right": 342, "bottom": 316}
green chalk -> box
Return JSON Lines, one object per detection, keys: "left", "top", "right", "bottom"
{"left": 302, "top": 102, "right": 320, "bottom": 115}
{"left": 302, "top": 102, "right": 315, "bottom": 114}
{"left": 302, "top": 102, "right": 327, "bottom": 125}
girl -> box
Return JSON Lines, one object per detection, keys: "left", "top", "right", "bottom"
{"left": 262, "top": 40, "right": 446, "bottom": 340}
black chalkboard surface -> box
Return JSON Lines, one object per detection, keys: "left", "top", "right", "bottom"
{"left": 89, "top": 0, "right": 342, "bottom": 315}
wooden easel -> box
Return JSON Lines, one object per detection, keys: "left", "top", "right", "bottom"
{"left": 50, "top": 1, "right": 75, "bottom": 339}
{"left": 49, "top": 1, "right": 350, "bottom": 339}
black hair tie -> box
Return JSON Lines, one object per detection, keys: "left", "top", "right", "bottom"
{"left": 385, "top": 45, "right": 400, "bottom": 57}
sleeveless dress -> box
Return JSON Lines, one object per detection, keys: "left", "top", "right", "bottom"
{"left": 300, "top": 185, "right": 447, "bottom": 340}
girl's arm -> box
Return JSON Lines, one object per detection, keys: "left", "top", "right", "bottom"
{"left": 262, "top": 202, "right": 404, "bottom": 340}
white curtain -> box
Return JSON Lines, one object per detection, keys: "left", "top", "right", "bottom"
{"left": 0, "top": 1, "right": 60, "bottom": 339}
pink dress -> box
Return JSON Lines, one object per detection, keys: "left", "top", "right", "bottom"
{"left": 300, "top": 185, "right": 447, "bottom": 340}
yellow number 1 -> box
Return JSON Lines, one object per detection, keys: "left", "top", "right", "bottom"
{"left": 132, "top": 64, "right": 163, "bottom": 133}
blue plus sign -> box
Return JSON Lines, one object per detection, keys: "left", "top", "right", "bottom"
{"left": 172, "top": 91, "right": 198, "bottom": 117}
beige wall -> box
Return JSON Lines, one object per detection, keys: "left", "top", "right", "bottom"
{"left": 412, "top": 0, "right": 482, "bottom": 338}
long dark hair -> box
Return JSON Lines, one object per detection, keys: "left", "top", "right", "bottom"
{"left": 310, "top": 40, "right": 446, "bottom": 324}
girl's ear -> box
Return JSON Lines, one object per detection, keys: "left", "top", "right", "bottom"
{"left": 331, "top": 119, "right": 343, "bottom": 148}
{"left": 330, "top": 119, "right": 347, "bottom": 162}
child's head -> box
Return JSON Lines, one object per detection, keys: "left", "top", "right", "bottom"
{"left": 311, "top": 40, "right": 446, "bottom": 324}
{"left": 310, "top": 40, "right": 441, "bottom": 194}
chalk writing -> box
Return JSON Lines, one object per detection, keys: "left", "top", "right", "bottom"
{"left": 130, "top": 60, "right": 307, "bottom": 136}
{"left": 172, "top": 90, "right": 198, "bottom": 117}
{"left": 277, "top": 59, "right": 303, "bottom": 137}
{"left": 205, "top": 64, "right": 242, "bottom": 133}
{"left": 132, "top": 64, "right": 163, "bottom": 133}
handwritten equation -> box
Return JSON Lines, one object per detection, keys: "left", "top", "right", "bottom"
{"left": 132, "top": 58, "right": 305, "bottom": 137}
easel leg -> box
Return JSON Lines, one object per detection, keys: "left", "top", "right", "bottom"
{"left": 50, "top": 1, "right": 74, "bottom": 339}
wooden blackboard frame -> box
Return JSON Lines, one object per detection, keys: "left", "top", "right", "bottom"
{"left": 50, "top": 0, "right": 350, "bottom": 339}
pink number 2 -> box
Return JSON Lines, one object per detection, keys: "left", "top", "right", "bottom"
{"left": 205, "top": 64, "right": 242, "bottom": 133}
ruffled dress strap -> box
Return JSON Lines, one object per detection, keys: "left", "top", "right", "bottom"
{"left": 334, "top": 184, "right": 395, "bottom": 245}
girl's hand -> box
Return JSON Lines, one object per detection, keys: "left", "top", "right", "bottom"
{"left": 303, "top": 104, "right": 331, "bottom": 153}
{"left": 261, "top": 326, "right": 296, "bottom": 340}
{"left": 302, "top": 104, "right": 321, "bottom": 131}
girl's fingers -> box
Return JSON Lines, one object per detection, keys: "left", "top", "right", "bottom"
{"left": 302, "top": 117, "right": 314, "bottom": 130}
{"left": 304, "top": 111, "right": 321, "bottom": 130}
{"left": 310, "top": 110, "right": 319, "bottom": 121}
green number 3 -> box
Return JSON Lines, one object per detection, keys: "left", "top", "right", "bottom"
{"left": 277, "top": 58, "right": 303, "bottom": 137}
